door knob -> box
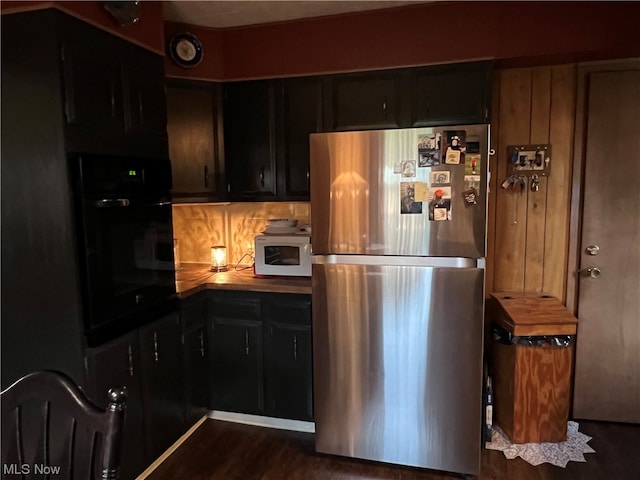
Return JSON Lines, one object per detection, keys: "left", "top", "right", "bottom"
{"left": 585, "top": 245, "right": 600, "bottom": 256}
{"left": 580, "top": 266, "right": 601, "bottom": 278}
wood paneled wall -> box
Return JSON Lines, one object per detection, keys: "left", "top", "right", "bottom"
{"left": 487, "top": 66, "right": 577, "bottom": 301}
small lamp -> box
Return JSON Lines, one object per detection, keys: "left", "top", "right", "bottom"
{"left": 210, "top": 245, "right": 228, "bottom": 272}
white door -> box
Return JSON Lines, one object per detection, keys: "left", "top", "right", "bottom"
{"left": 573, "top": 69, "right": 640, "bottom": 423}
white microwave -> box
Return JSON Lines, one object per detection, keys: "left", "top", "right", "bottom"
{"left": 254, "top": 234, "right": 312, "bottom": 277}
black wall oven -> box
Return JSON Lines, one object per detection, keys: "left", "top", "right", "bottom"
{"left": 70, "top": 154, "right": 177, "bottom": 346}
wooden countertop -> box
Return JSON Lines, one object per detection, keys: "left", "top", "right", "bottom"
{"left": 488, "top": 292, "right": 577, "bottom": 336}
{"left": 176, "top": 263, "right": 312, "bottom": 298}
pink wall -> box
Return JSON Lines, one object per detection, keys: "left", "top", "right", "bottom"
{"left": 164, "top": 1, "right": 640, "bottom": 81}
{"left": 164, "top": 21, "right": 224, "bottom": 80}
{"left": 3, "top": 1, "right": 638, "bottom": 80}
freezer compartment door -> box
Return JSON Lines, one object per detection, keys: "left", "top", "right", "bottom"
{"left": 310, "top": 125, "right": 488, "bottom": 258}
{"left": 312, "top": 262, "right": 484, "bottom": 475}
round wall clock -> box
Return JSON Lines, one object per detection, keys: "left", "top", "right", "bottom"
{"left": 168, "top": 33, "right": 204, "bottom": 68}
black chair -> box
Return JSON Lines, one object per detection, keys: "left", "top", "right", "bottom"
{"left": 1, "top": 370, "right": 126, "bottom": 479}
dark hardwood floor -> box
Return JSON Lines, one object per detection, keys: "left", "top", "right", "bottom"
{"left": 144, "top": 419, "right": 639, "bottom": 480}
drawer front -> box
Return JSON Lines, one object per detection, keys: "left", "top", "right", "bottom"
{"left": 210, "top": 293, "right": 262, "bottom": 320}
{"left": 270, "top": 294, "right": 311, "bottom": 325}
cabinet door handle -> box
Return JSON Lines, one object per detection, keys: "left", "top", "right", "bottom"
{"left": 306, "top": 170, "right": 310, "bottom": 187}
{"left": 110, "top": 82, "right": 116, "bottom": 118}
{"left": 382, "top": 99, "right": 387, "bottom": 117}
{"left": 293, "top": 334, "right": 298, "bottom": 361}
{"left": 127, "top": 345, "right": 134, "bottom": 377}
{"left": 245, "top": 330, "right": 250, "bottom": 356}
{"left": 204, "top": 165, "right": 209, "bottom": 189}
{"left": 153, "top": 332, "right": 159, "bottom": 362}
{"left": 137, "top": 92, "right": 144, "bottom": 124}
{"left": 199, "top": 331, "right": 205, "bottom": 357}
{"left": 259, "top": 167, "right": 265, "bottom": 188}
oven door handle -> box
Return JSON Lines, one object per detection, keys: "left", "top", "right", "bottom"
{"left": 93, "top": 199, "right": 172, "bottom": 208}
{"left": 95, "top": 198, "right": 130, "bottom": 208}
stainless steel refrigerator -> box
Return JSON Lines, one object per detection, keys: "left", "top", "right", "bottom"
{"left": 310, "top": 125, "right": 489, "bottom": 476}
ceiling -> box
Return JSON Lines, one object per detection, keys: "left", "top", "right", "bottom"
{"left": 162, "top": 1, "right": 431, "bottom": 29}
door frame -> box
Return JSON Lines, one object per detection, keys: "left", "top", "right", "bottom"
{"left": 566, "top": 58, "right": 640, "bottom": 314}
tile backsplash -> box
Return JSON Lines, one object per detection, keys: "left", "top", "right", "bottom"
{"left": 172, "top": 202, "right": 311, "bottom": 266}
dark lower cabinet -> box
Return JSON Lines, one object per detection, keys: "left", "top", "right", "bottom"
{"left": 85, "top": 312, "right": 185, "bottom": 480}
{"left": 184, "top": 323, "right": 209, "bottom": 424}
{"left": 209, "top": 306, "right": 265, "bottom": 414}
{"left": 181, "top": 292, "right": 210, "bottom": 426}
{"left": 139, "top": 313, "right": 185, "bottom": 460}
{"left": 210, "top": 319, "right": 264, "bottom": 414}
{"left": 266, "top": 295, "right": 313, "bottom": 421}
{"left": 208, "top": 291, "right": 313, "bottom": 421}
{"left": 85, "top": 331, "right": 147, "bottom": 480}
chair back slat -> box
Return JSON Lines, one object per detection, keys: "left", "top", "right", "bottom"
{"left": 1, "top": 371, "right": 126, "bottom": 480}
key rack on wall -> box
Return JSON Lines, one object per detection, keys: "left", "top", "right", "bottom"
{"left": 506, "top": 144, "right": 552, "bottom": 177}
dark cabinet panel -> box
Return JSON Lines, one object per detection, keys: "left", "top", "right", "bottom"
{"left": 124, "top": 63, "right": 167, "bottom": 139}
{"left": 139, "top": 312, "right": 185, "bottom": 460}
{"left": 276, "top": 78, "right": 323, "bottom": 200}
{"left": 62, "top": 41, "right": 124, "bottom": 137}
{"left": 223, "top": 78, "right": 323, "bottom": 202}
{"left": 181, "top": 292, "right": 210, "bottom": 426}
{"left": 166, "top": 81, "right": 223, "bottom": 201}
{"left": 223, "top": 81, "right": 277, "bottom": 200}
{"left": 184, "top": 324, "right": 209, "bottom": 425}
{"left": 267, "top": 322, "right": 312, "bottom": 420}
{"left": 1, "top": 9, "right": 86, "bottom": 390}
{"left": 209, "top": 317, "right": 264, "bottom": 414}
{"left": 60, "top": 12, "right": 167, "bottom": 157}
{"left": 410, "top": 62, "right": 492, "bottom": 126}
{"left": 207, "top": 291, "right": 313, "bottom": 421}
{"left": 326, "top": 71, "right": 406, "bottom": 131}
{"left": 85, "top": 331, "right": 147, "bottom": 480}
{"left": 266, "top": 295, "right": 313, "bottom": 421}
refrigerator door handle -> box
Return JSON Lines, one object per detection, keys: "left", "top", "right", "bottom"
{"left": 312, "top": 254, "right": 481, "bottom": 268}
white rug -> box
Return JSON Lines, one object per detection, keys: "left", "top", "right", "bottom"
{"left": 485, "top": 421, "right": 596, "bottom": 467}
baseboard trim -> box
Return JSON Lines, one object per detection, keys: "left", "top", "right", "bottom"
{"left": 208, "top": 410, "right": 316, "bottom": 433}
{"left": 136, "top": 415, "right": 207, "bottom": 479}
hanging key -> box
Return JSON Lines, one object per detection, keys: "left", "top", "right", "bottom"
{"left": 531, "top": 174, "right": 540, "bottom": 192}
{"left": 517, "top": 176, "right": 527, "bottom": 193}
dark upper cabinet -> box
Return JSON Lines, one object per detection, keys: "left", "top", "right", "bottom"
{"left": 209, "top": 293, "right": 265, "bottom": 414}
{"left": 166, "top": 81, "right": 223, "bottom": 201}
{"left": 324, "top": 70, "right": 408, "bottom": 131}
{"left": 223, "top": 78, "right": 324, "bottom": 202}
{"left": 265, "top": 295, "right": 313, "bottom": 421}
{"left": 276, "top": 78, "right": 324, "bottom": 200}
{"left": 223, "top": 81, "right": 277, "bottom": 200}
{"left": 410, "top": 61, "right": 492, "bottom": 126}
{"left": 62, "top": 39, "right": 125, "bottom": 137}
{"left": 139, "top": 312, "right": 185, "bottom": 461}
{"left": 124, "top": 61, "right": 168, "bottom": 139}
{"left": 85, "top": 331, "right": 147, "bottom": 480}
{"left": 59, "top": 13, "right": 167, "bottom": 157}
